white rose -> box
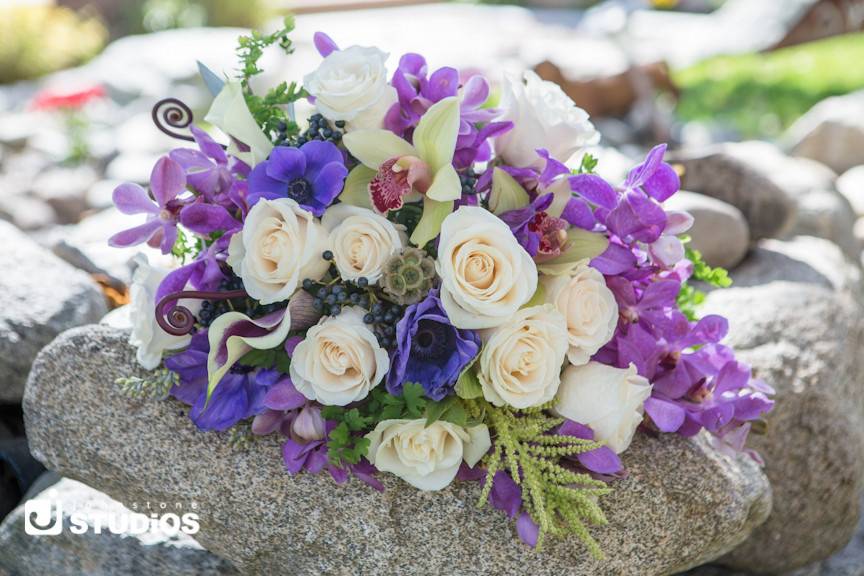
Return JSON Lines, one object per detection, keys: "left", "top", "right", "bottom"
{"left": 542, "top": 262, "right": 619, "bottom": 366}
{"left": 554, "top": 362, "right": 652, "bottom": 454}
{"left": 365, "top": 419, "right": 491, "bottom": 490}
{"left": 495, "top": 70, "right": 599, "bottom": 168}
{"left": 346, "top": 85, "right": 398, "bottom": 132}
{"left": 478, "top": 305, "right": 569, "bottom": 409}
{"left": 321, "top": 204, "right": 403, "bottom": 284}
{"left": 290, "top": 307, "right": 389, "bottom": 406}
{"left": 437, "top": 206, "right": 537, "bottom": 329}
{"left": 303, "top": 45, "right": 393, "bottom": 124}
{"left": 128, "top": 256, "right": 201, "bottom": 370}
{"left": 227, "top": 198, "right": 329, "bottom": 305}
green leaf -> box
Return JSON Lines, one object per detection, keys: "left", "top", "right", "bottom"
{"left": 488, "top": 167, "right": 530, "bottom": 215}
{"left": 455, "top": 362, "right": 483, "bottom": 400}
{"left": 402, "top": 382, "right": 427, "bottom": 418}
{"left": 522, "top": 283, "right": 546, "bottom": 309}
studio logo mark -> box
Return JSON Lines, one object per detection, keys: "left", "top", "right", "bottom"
{"left": 24, "top": 489, "right": 63, "bottom": 535}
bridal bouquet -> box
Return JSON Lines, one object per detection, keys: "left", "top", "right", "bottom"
{"left": 111, "top": 19, "right": 773, "bottom": 554}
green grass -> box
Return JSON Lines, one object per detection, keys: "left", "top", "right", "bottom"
{"left": 674, "top": 33, "right": 864, "bottom": 138}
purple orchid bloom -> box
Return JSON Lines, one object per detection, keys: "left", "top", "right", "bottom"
{"left": 383, "top": 53, "right": 508, "bottom": 169}
{"left": 247, "top": 141, "right": 347, "bottom": 216}
{"left": 165, "top": 332, "right": 273, "bottom": 431}
{"left": 499, "top": 193, "right": 571, "bottom": 259}
{"left": 109, "top": 156, "right": 189, "bottom": 254}
{"left": 388, "top": 290, "right": 480, "bottom": 400}
{"left": 169, "top": 125, "right": 249, "bottom": 202}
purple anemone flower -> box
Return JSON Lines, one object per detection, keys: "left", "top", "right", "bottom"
{"left": 247, "top": 141, "right": 347, "bottom": 216}
{"left": 109, "top": 156, "right": 189, "bottom": 254}
{"left": 165, "top": 332, "right": 273, "bottom": 431}
{"left": 387, "top": 289, "right": 480, "bottom": 400}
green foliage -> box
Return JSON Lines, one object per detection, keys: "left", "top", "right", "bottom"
{"left": 573, "top": 153, "right": 599, "bottom": 175}
{"left": 0, "top": 6, "right": 107, "bottom": 84}
{"left": 677, "top": 244, "right": 732, "bottom": 321}
{"left": 237, "top": 346, "right": 291, "bottom": 374}
{"left": 115, "top": 368, "right": 178, "bottom": 400}
{"left": 235, "top": 17, "right": 306, "bottom": 140}
{"left": 469, "top": 399, "right": 611, "bottom": 556}
{"left": 171, "top": 227, "right": 201, "bottom": 264}
{"left": 675, "top": 33, "right": 864, "bottom": 138}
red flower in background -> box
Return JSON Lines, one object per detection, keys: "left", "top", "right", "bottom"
{"left": 31, "top": 85, "right": 106, "bottom": 111}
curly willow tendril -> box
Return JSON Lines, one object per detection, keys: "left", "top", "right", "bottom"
{"left": 466, "top": 398, "right": 611, "bottom": 557}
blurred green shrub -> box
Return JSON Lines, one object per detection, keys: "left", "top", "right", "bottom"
{"left": 138, "top": 0, "right": 274, "bottom": 32}
{"left": 0, "top": 5, "right": 107, "bottom": 84}
{"left": 674, "top": 33, "right": 864, "bottom": 138}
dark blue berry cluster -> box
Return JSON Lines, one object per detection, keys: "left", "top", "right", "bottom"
{"left": 363, "top": 301, "right": 405, "bottom": 349}
{"left": 459, "top": 169, "right": 479, "bottom": 196}
{"left": 306, "top": 277, "right": 371, "bottom": 318}
{"left": 276, "top": 114, "right": 345, "bottom": 147}
{"left": 197, "top": 274, "right": 284, "bottom": 327}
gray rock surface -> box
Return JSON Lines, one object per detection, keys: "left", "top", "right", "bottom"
{"left": 702, "top": 236, "right": 864, "bottom": 573}
{"left": 664, "top": 190, "right": 750, "bottom": 269}
{"left": 0, "top": 476, "right": 239, "bottom": 576}
{"left": 791, "top": 188, "right": 858, "bottom": 259}
{"left": 24, "top": 324, "right": 771, "bottom": 576}
{"left": 682, "top": 494, "right": 864, "bottom": 576}
{"left": 671, "top": 143, "right": 797, "bottom": 241}
{"left": 0, "top": 221, "right": 106, "bottom": 403}
{"left": 786, "top": 90, "right": 864, "bottom": 174}
{"left": 837, "top": 165, "right": 864, "bottom": 217}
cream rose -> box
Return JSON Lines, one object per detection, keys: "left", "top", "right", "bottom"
{"left": 227, "top": 198, "right": 329, "bottom": 305}
{"left": 478, "top": 305, "right": 569, "bottom": 409}
{"left": 365, "top": 419, "right": 491, "bottom": 490}
{"left": 554, "top": 362, "right": 652, "bottom": 454}
{"left": 321, "top": 204, "right": 403, "bottom": 284}
{"left": 290, "top": 307, "right": 389, "bottom": 406}
{"left": 437, "top": 206, "right": 537, "bottom": 329}
{"left": 495, "top": 70, "right": 599, "bottom": 168}
{"left": 303, "top": 45, "right": 394, "bottom": 125}
{"left": 542, "top": 262, "right": 619, "bottom": 366}
{"left": 128, "top": 256, "right": 201, "bottom": 370}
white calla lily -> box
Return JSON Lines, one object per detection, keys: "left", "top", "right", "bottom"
{"left": 204, "top": 81, "right": 273, "bottom": 166}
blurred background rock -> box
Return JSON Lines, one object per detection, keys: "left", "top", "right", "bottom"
{"left": 1, "top": 0, "right": 864, "bottom": 575}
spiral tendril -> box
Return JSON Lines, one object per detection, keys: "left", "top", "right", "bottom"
{"left": 155, "top": 289, "right": 248, "bottom": 336}
{"left": 151, "top": 97, "right": 197, "bottom": 143}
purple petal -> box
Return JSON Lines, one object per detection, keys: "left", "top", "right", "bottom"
{"left": 398, "top": 52, "right": 427, "bottom": 77}
{"left": 425, "top": 67, "right": 459, "bottom": 101}
{"left": 155, "top": 262, "right": 196, "bottom": 304}
{"left": 644, "top": 397, "right": 687, "bottom": 432}
{"left": 107, "top": 219, "right": 162, "bottom": 248}
{"left": 150, "top": 156, "right": 187, "bottom": 207}
{"left": 643, "top": 162, "right": 680, "bottom": 202}
{"left": 263, "top": 379, "right": 306, "bottom": 411}
{"left": 537, "top": 149, "right": 570, "bottom": 187}
{"left": 159, "top": 222, "right": 178, "bottom": 255}
{"left": 561, "top": 197, "right": 596, "bottom": 230}
{"left": 266, "top": 147, "right": 306, "bottom": 183}
{"left": 577, "top": 446, "right": 622, "bottom": 475}
{"left": 113, "top": 183, "right": 158, "bottom": 215}
{"left": 591, "top": 243, "right": 637, "bottom": 275}
{"left": 180, "top": 203, "right": 239, "bottom": 234}
{"left": 606, "top": 190, "right": 667, "bottom": 243}
{"left": 489, "top": 471, "right": 522, "bottom": 519}
{"left": 190, "top": 125, "right": 227, "bottom": 164}
{"left": 252, "top": 409, "right": 286, "bottom": 435}
{"left": 625, "top": 144, "right": 667, "bottom": 189}
{"left": 460, "top": 74, "right": 490, "bottom": 109}
{"left": 313, "top": 31, "right": 339, "bottom": 57}
{"left": 569, "top": 174, "right": 617, "bottom": 209}
{"left": 301, "top": 140, "right": 345, "bottom": 183}
{"left": 282, "top": 439, "right": 311, "bottom": 474}
{"left": 732, "top": 393, "right": 773, "bottom": 421}
{"left": 516, "top": 513, "right": 540, "bottom": 547}
{"left": 247, "top": 165, "right": 284, "bottom": 205}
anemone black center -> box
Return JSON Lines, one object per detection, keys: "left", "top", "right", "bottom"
{"left": 286, "top": 178, "right": 313, "bottom": 203}
{"left": 411, "top": 319, "right": 454, "bottom": 360}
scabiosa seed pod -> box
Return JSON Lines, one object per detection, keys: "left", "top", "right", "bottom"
{"left": 381, "top": 247, "right": 437, "bottom": 305}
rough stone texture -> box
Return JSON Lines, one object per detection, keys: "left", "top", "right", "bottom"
{"left": 786, "top": 90, "right": 864, "bottom": 174}
{"left": 0, "top": 221, "right": 106, "bottom": 403}
{"left": 791, "top": 188, "right": 859, "bottom": 259}
{"left": 0, "top": 476, "right": 239, "bottom": 576}
{"left": 664, "top": 191, "right": 750, "bottom": 269}
{"left": 671, "top": 143, "right": 797, "bottom": 241}
{"left": 682, "top": 494, "right": 864, "bottom": 576}
{"left": 23, "top": 325, "right": 771, "bottom": 576}
{"left": 837, "top": 165, "right": 864, "bottom": 217}
{"left": 702, "top": 236, "right": 864, "bottom": 573}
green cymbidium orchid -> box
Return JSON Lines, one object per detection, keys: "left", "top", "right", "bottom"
{"left": 341, "top": 96, "right": 462, "bottom": 247}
